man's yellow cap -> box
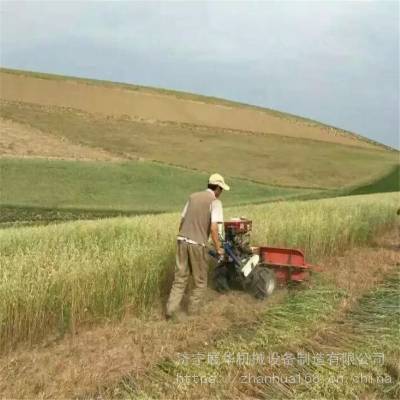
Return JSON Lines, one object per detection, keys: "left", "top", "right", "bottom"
{"left": 209, "top": 173, "right": 230, "bottom": 191}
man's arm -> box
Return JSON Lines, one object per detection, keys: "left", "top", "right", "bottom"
{"left": 211, "top": 199, "right": 224, "bottom": 254}
{"left": 179, "top": 201, "right": 189, "bottom": 232}
{"left": 210, "top": 222, "right": 223, "bottom": 254}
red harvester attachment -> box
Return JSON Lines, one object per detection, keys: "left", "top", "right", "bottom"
{"left": 211, "top": 218, "right": 320, "bottom": 299}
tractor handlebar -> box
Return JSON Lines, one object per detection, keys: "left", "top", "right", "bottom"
{"left": 208, "top": 241, "right": 243, "bottom": 269}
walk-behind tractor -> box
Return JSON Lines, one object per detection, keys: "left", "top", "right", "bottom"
{"left": 209, "top": 218, "right": 317, "bottom": 299}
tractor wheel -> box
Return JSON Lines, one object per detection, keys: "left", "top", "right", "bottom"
{"left": 250, "top": 266, "right": 276, "bottom": 299}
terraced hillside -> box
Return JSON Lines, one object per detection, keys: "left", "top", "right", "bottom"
{"left": 1, "top": 69, "right": 397, "bottom": 190}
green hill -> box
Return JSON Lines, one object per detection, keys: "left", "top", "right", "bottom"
{"left": 0, "top": 158, "right": 316, "bottom": 225}
{"left": 0, "top": 68, "right": 398, "bottom": 225}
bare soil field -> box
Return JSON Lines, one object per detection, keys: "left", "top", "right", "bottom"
{"left": 0, "top": 70, "right": 379, "bottom": 149}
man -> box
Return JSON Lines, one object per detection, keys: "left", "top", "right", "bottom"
{"left": 166, "top": 173, "right": 230, "bottom": 320}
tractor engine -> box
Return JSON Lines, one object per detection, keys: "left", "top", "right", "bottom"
{"left": 223, "top": 218, "right": 253, "bottom": 256}
{"left": 212, "top": 218, "right": 276, "bottom": 298}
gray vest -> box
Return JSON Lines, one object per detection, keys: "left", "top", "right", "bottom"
{"left": 179, "top": 191, "right": 214, "bottom": 245}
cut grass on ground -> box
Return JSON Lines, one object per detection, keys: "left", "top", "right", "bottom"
{"left": 1, "top": 101, "right": 397, "bottom": 189}
{"left": 125, "top": 273, "right": 400, "bottom": 400}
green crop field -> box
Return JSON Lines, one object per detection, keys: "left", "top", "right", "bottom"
{"left": 0, "top": 158, "right": 316, "bottom": 225}
{"left": 1, "top": 192, "right": 397, "bottom": 351}
{"left": 2, "top": 159, "right": 398, "bottom": 227}
{"left": 346, "top": 164, "right": 400, "bottom": 196}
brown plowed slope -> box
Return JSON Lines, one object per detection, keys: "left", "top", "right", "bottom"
{"left": 0, "top": 118, "right": 118, "bottom": 161}
{"left": 0, "top": 71, "right": 376, "bottom": 149}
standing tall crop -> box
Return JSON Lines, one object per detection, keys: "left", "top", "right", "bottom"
{"left": 0, "top": 192, "right": 398, "bottom": 350}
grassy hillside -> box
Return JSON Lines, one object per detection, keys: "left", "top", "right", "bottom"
{"left": 0, "top": 68, "right": 397, "bottom": 227}
{"left": 1, "top": 101, "right": 397, "bottom": 190}
{"left": 347, "top": 164, "right": 399, "bottom": 195}
{"left": 0, "top": 158, "right": 314, "bottom": 224}
{"left": 2, "top": 160, "right": 398, "bottom": 227}
{"left": 1, "top": 67, "right": 397, "bottom": 196}
{"left": 0, "top": 68, "right": 385, "bottom": 149}
{"left": 0, "top": 192, "right": 397, "bottom": 350}
{"left": 1, "top": 68, "right": 315, "bottom": 117}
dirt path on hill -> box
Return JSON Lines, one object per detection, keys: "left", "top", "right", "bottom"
{"left": 0, "top": 230, "right": 398, "bottom": 399}
{"left": 0, "top": 118, "right": 120, "bottom": 161}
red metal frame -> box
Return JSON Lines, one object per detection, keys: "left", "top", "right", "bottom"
{"left": 255, "top": 246, "right": 315, "bottom": 284}
{"left": 223, "top": 218, "right": 319, "bottom": 286}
